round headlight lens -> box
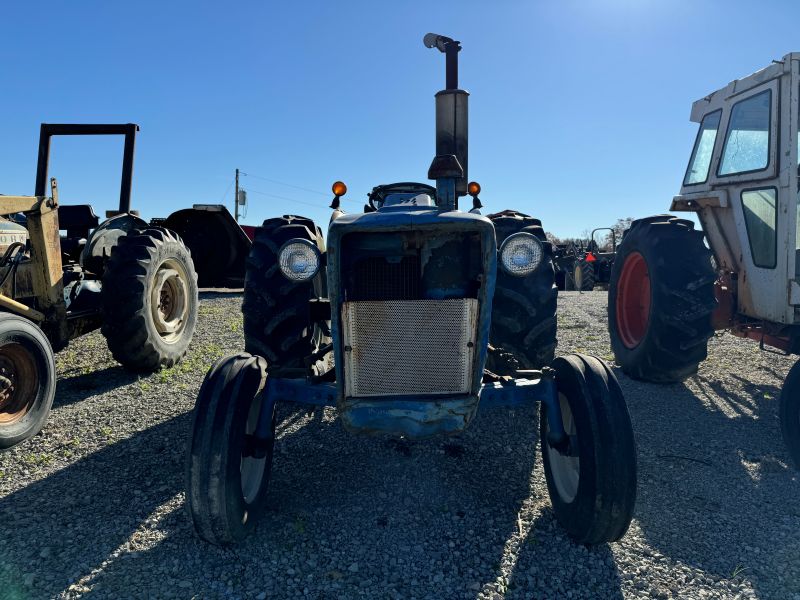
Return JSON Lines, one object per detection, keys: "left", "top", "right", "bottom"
{"left": 499, "top": 233, "right": 543, "bottom": 277}
{"left": 278, "top": 239, "right": 321, "bottom": 282}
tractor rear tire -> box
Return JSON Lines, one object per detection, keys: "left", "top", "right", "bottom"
{"left": 487, "top": 210, "right": 557, "bottom": 372}
{"left": 608, "top": 215, "right": 716, "bottom": 383}
{"left": 243, "top": 216, "right": 328, "bottom": 370}
{"left": 0, "top": 314, "right": 56, "bottom": 449}
{"left": 102, "top": 227, "right": 199, "bottom": 371}
{"left": 574, "top": 259, "right": 595, "bottom": 291}
{"left": 564, "top": 265, "right": 576, "bottom": 291}
{"left": 779, "top": 360, "right": 800, "bottom": 469}
{"left": 186, "top": 353, "right": 274, "bottom": 545}
{"left": 541, "top": 354, "right": 637, "bottom": 544}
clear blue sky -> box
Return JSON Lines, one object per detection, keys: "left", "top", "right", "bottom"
{"left": 1, "top": 0, "right": 797, "bottom": 237}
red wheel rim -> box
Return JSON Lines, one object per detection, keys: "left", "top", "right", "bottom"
{"left": 616, "top": 252, "right": 651, "bottom": 349}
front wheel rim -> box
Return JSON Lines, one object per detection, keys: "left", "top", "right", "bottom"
{"left": 616, "top": 252, "right": 651, "bottom": 349}
{"left": 150, "top": 258, "right": 190, "bottom": 344}
{"left": 240, "top": 394, "right": 268, "bottom": 505}
{"left": 0, "top": 343, "right": 39, "bottom": 426}
{"left": 546, "top": 393, "right": 580, "bottom": 503}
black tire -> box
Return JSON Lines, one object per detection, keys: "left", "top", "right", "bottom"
{"left": 243, "top": 215, "right": 328, "bottom": 369}
{"left": 608, "top": 215, "right": 716, "bottom": 383}
{"left": 0, "top": 314, "right": 56, "bottom": 449}
{"left": 541, "top": 354, "right": 637, "bottom": 544}
{"left": 574, "top": 259, "right": 595, "bottom": 291}
{"left": 564, "top": 263, "right": 576, "bottom": 291}
{"left": 487, "top": 210, "right": 557, "bottom": 372}
{"left": 186, "top": 352, "right": 274, "bottom": 545}
{"left": 780, "top": 360, "right": 800, "bottom": 470}
{"left": 101, "top": 227, "right": 199, "bottom": 371}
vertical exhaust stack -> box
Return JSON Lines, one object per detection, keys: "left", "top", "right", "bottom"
{"left": 424, "top": 33, "right": 468, "bottom": 210}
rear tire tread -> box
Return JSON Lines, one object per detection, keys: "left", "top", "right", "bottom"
{"left": 487, "top": 210, "right": 558, "bottom": 372}
{"left": 608, "top": 216, "right": 716, "bottom": 383}
{"left": 101, "top": 227, "right": 199, "bottom": 371}
{"left": 242, "top": 215, "right": 328, "bottom": 368}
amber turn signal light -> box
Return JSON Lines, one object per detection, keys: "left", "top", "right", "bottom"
{"left": 467, "top": 181, "right": 481, "bottom": 197}
{"left": 332, "top": 181, "right": 347, "bottom": 197}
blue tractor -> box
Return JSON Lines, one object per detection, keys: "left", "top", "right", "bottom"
{"left": 186, "top": 34, "right": 637, "bottom": 545}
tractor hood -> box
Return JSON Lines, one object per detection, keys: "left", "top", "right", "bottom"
{"left": 326, "top": 207, "right": 497, "bottom": 437}
{"left": 329, "top": 205, "right": 491, "bottom": 232}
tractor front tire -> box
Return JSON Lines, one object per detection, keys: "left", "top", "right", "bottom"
{"left": 186, "top": 353, "right": 274, "bottom": 544}
{"left": 0, "top": 314, "right": 56, "bottom": 449}
{"left": 487, "top": 210, "right": 557, "bottom": 372}
{"left": 574, "top": 259, "right": 595, "bottom": 291}
{"left": 780, "top": 360, "right": 800, "bottom": 469}
{"left": 541, "top": 354, "right": 637, "bottom": 544}
{"left": 608, "top": 215, "right": 716, "bottom": 383}
{"left": 243, "top": 216, "right": 327, "bottom": 369}
{"left": 102, "top": 227, "right": 199, "bottom": 371}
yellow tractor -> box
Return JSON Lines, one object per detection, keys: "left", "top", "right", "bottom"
{"left": 0, "top": 124, "right": 199, "bottom": 448}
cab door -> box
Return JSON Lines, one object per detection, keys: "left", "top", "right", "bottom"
{"left": 706, "top": 78, "right": 789, "bottom": 323}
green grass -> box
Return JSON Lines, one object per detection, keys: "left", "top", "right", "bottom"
{"left": 154, "top": 342, "right": 225, "bottom": 384}
{"left": 293, "top": 516, "right": 307, "bottom": 534}
{"left": 731, "top": 564, "right": 747, "bottom": 579}
{"left": 23, "top": 452, "right": 54, "bottom": 467}
{"left": 198, "top": 305, "right": 225, "bottom": 317}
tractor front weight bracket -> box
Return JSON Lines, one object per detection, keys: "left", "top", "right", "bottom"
{"left": 250, "top": 368, "right": 570, "bottom": 444}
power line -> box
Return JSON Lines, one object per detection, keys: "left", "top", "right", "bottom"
{"left": 239, "top": 171, "right": 328, "bottom": 197}
{"left": 240, "top": 170, "right": 361, "bottom": 206}
{"left": 244, "top": 187, "right": 326, "bottom": 210}
{"left": 220, "top": 178, "right": 234, "bottom": 203}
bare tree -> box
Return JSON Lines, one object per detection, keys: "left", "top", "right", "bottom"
{"left": 610, "top": 218, "right": 634, "bottom": 242}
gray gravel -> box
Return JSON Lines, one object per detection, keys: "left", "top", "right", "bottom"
{"left": 0, "top": 290, "right": 798, "bottom": 599}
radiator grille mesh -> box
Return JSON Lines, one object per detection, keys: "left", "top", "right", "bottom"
{"left": 343, "top": 299, "right": 478, "bottom": 397}
{"left": 348, "top": 256, "right": 421, "bottom": 301}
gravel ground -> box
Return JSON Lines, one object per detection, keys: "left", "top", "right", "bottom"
{"left": 0, "top": 290, "right": 798, "bottom": 600}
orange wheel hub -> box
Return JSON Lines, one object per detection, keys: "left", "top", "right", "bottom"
{"left": 616, "top": 252, "right": 651, "bottom": 349}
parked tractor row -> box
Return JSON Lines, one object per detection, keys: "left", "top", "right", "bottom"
{"left": 2, "top": 34, "right": 797, "bottom": 553}
{"left": 552, "top": 227, "right": 617, "bottom": 291}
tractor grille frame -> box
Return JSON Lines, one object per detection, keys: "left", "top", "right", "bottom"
{"left": 342, "top": 298, "right": 478, "bottom": 398}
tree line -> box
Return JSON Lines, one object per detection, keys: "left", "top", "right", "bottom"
{"left": 546, "top": 217, "right": 633, "bottom": 251}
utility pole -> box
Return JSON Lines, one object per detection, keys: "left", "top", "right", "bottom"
{"left": 234, "top": 168, "right": 240, "bottom": 222}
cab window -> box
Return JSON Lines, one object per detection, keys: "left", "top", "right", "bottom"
{"left": 719, "top": 90, "right": 771, "bottom": 176}
{"left": 684, "top": 110, "right": 721, "bottom": 185}
{"left": 741, "top": 188, "right": 777, "bottom": 268}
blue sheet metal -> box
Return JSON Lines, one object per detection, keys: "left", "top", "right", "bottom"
{"left": 264, "top": 375, "right": 560, "bottom": 439}
{"left": 340, "top": 396, "right": 476, "bottom": 438}
{"left": 478, "top": 377, "right": 551, "bottom": 409}
{"left": 269, "top": 377, "right": 336, "bottom": 407}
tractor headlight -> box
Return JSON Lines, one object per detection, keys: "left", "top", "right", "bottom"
{"left": 278, "top": 238, "right": 321, "bottom": 282}
{"left": 499, "top": 233, "right": 543, "bottom": 277}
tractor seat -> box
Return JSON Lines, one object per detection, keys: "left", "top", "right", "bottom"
{"left": 58, "top": 205, "right": 100, "bottom": 239}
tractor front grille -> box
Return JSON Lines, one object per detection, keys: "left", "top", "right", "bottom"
{"left": 348, "top": 256, "right": 421, "bottom": 301}
{"left": 342, "top": 298, "right": 478, "bottom": 397}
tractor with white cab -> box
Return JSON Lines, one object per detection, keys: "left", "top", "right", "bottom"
{"left": 608, "top": 52, "right": 800, "bottom": 467}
